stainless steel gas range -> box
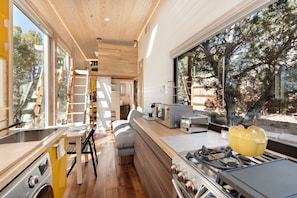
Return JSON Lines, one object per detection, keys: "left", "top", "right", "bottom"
{"left": 172, "top": 145, "right": 297, "bottom": 198}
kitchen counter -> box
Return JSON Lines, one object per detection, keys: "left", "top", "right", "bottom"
{"left": 134, "top": 117, "right": 228, "bottom": 158}
{"left": 135, "top": 117, "right": 297, "bottom": 198}
{"left": 134, "top": 117, "right": 296, "bottom": 197}
{"left": 160, "top": 132, "right": 229, "bottom": 153}
{"left": 134, "top": 117, "right": 229, "bottom": 197}
{"left": 134, "top": 117, "right": 291, "bottom": 158}
{"left": 134, "top": 117, "right": 185, "bottom": 158}
{"left": 0, "top": 127, "right": 68, "bottom": 190}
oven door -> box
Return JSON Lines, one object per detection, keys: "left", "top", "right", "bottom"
{"left": 172, "top": 178, "right": 189, "bottom": 198}
{"left": 172, "top": 178, "right": 219, "bottom": 198}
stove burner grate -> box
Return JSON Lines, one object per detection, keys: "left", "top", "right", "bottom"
{"left": 185, "top": 145, "right": 267, "bottom": 171}
{"left": 181, "top": 145, "right": 284, "bottom": 198}
{"left": 185, "top": 145, "right": 283, "bottom": 173}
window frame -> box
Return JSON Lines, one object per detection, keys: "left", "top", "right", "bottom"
{"left": 11, "top": 1, "right": 70, "bottom": 127}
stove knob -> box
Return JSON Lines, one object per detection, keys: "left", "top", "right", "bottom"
{"left": 185, "top": 178, "right": 198, "bottom": 194}
{"left": 171, "top": 163, "right": 180, "bottom": 174}
{"left": 177, "top": 170, "right": 187, "bottom": 182}
{"left": 28, "top": 175, "right": 39, "bottom": 188}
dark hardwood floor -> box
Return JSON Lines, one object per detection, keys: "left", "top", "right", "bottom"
{"left": 63, "top": 130, "right": 146, "bottom": 198}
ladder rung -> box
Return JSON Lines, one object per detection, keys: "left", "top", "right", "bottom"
{"left": 74, "top": 85, "right": 86, "bottom": 87}
{"left": 67, "top": 112, "right": 85, "bottom": 115}
{"left": 73, "top": 93, "right": 86, "bottom": 95}
{"left": 67, "top": 69, "right": 90, "bottom": 125}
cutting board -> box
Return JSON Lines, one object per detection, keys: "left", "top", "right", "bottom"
{"left": 0, "top": 141, "right": 41, "bottom": 175}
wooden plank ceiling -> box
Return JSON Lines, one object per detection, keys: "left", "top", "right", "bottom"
{"left": 28, "top": 0, "right": 159, "bottom": 60}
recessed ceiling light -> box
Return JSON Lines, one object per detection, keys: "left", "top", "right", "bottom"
{"left": 104, "top": 17, "right": 110, "bottom": 22}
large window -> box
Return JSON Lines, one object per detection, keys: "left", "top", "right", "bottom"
{"left": 13, "top": 5, "right": 46, "bottom": 127}
{"left": 175, "top": 0, "right": 297, "bottom": 134}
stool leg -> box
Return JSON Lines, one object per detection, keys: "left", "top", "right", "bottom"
{"left": 91, "top": 135, "right": 98, "bottom": 164}
{"left": 88, "top": 141, "right": 97, "bottom": 177}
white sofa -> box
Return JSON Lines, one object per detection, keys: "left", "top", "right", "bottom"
{"left": 112, "top": 109, "right": 144, "bottom": 157}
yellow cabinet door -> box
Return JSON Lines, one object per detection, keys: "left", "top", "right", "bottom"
{"left": 44, "top": 135, "right": 67, "bottom": 198}
{"left": 0, "top": 0, "right": 8, "bottom": 59}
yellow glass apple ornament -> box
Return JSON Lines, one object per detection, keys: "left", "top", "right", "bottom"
{"left": 228, "top": 125, "right": 268, "bottom": 156}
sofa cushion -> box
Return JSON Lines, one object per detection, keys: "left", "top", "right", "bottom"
{"left": 114, "top": 125, "right": 135, "bottom": 149}
{"left": 112, "top": 120, "right": 130, "bottom": 132}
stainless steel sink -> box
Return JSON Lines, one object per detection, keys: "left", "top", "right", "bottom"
{"left": 0, "top": 128, "right": 58, "bottom": 144}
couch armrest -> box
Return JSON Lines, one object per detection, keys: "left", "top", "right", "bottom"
{"left": 127, "top": 110, "right": 144, "bottom": 129}
{"left": 114, "top": 125, "right": 135, "bottom": 149}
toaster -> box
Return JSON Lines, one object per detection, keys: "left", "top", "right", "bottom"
{"left": 180, "top": 114, "right": 209, "bottom": 133}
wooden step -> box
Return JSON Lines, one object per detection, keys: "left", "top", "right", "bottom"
{"left": 73, "top": 84, "right": 86, "bottom": 87}
{"left": 67, "top": 112, "right": 85, "bottom": 115}
{"left": 73, "top": 93, "right": 86, "bottom": 96}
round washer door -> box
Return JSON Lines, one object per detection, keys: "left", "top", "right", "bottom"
{"left": 33, "top": 184, "right": 54, "bottom": 198}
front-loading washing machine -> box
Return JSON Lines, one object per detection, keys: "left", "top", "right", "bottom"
{"left": 0, "top": 152, "right": 54, "bottom": 198}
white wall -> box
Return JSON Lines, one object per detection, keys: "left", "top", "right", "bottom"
{"left": 138, "top": 0, "right": 276, "bottom": 113}
{"left": 111, "top": 79, "right": 120, "bottom": 120}
{"left": 96, "top": 77, "right": 111, "bottom": 130}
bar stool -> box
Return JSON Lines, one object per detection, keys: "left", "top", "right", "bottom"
{"left": 67, "top": 124, "right": 98, "bottom": 177}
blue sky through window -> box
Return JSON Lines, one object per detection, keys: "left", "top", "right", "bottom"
{"left": 13, "top": 4, "right": 41, "bottom": 34}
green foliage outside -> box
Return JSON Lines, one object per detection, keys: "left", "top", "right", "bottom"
{"left": 177, "top": 0, "right": 297, "bottom": 126}
{"left": 13, "top": 26, "right": 69, "bottom": 126}
{"left": 56, "top": 47, "right": 68, "bottom": 120}
{"left": 13, "top": 26, "right": 43, "bottom": 123}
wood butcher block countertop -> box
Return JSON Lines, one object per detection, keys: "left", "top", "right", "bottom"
{"left": 134, "top": 117, "right": 290, "bottom": 160}
{"left": 134, "top": 117, "right": 193, "bottom": 158}
{"left": 0, "top": 127, "right": 68, "bottom": 190}
{"left": 134, "top": 117, "right": 230, "bottom": 159}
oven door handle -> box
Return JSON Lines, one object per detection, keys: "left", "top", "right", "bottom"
{"left": 172, "top": 179, "right": 184, "bottom": 198}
